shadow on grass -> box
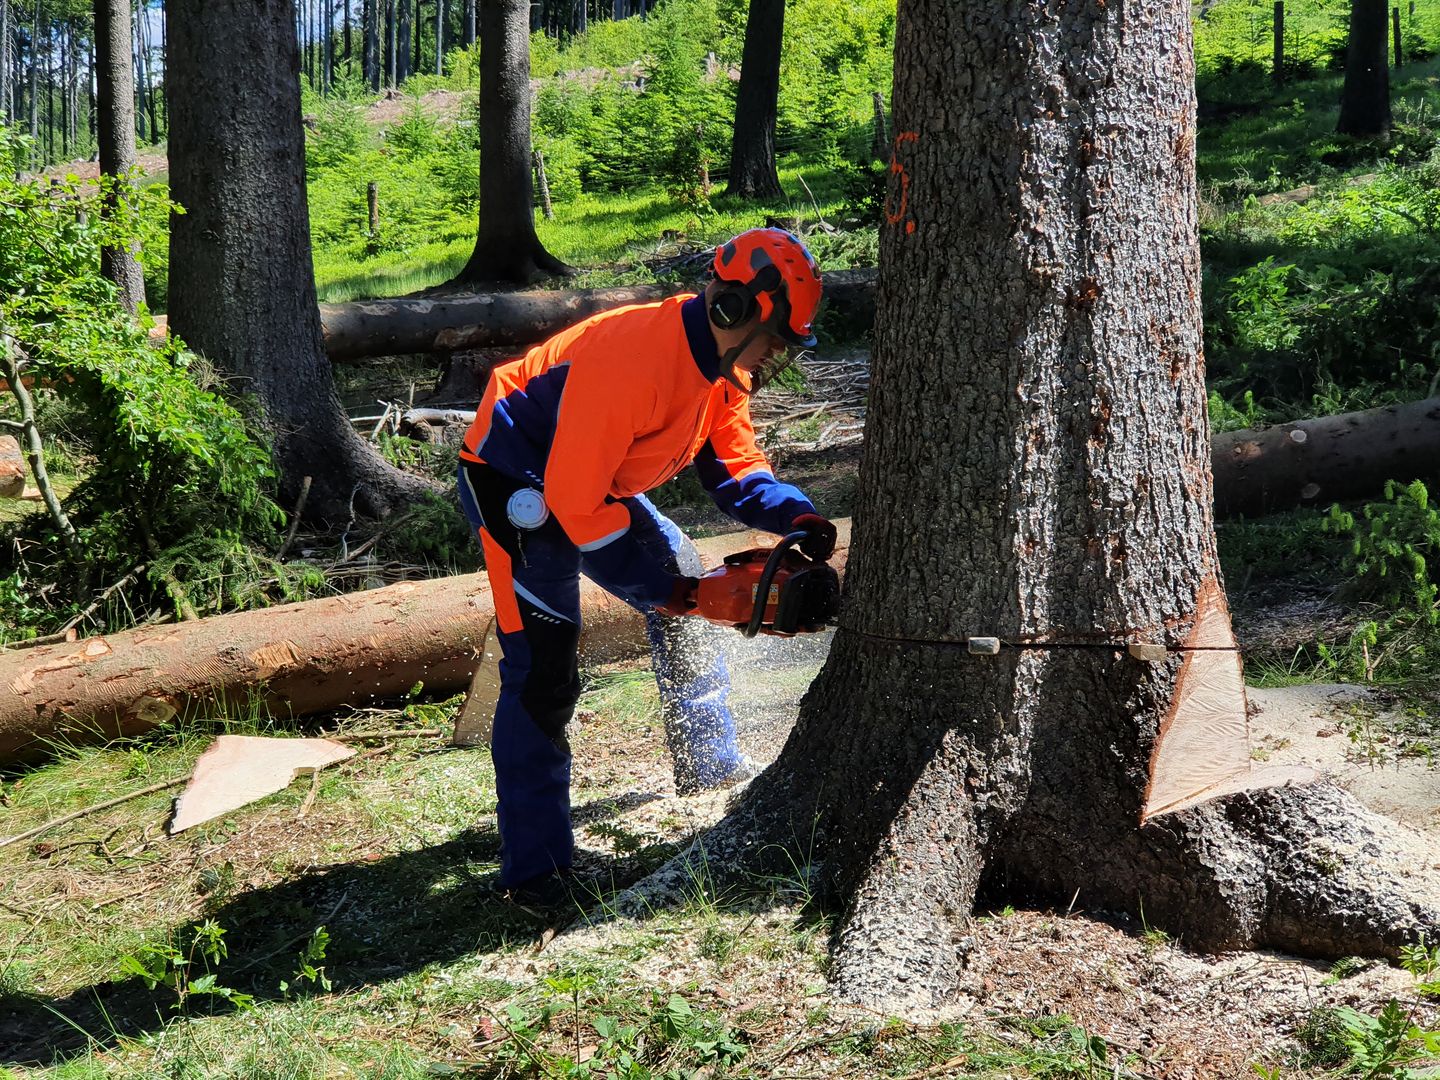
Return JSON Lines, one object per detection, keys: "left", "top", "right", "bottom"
{"left": 0, "top": 826, "right": 519, "bottom": 1066}
{"left": 0, "top": 784, "right": 747, "bottom": 1068}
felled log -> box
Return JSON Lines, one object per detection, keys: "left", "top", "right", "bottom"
{"left": 1211, "top": 396, "right": 1440, "bottom": 519}
{"left": 0, "top": 522, "right": 851, "bottom": 764}
{"left": 318, "top": 270, "right": 879, "bottom": 362}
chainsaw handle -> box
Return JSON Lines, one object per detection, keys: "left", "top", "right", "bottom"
{"left": 743, "top": 530, "right": 810, "bottom": 639}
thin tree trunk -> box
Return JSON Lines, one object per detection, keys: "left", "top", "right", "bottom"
{"left": 44, "top": 14, "right": 53, "bottom": 162}
{"left": 95, "top": 0, "right": 145, "bottom": 315}
{"left": 396, "top": 0, "right": 410, "bottom": 82}
{"left": 463, "top": 0, "right": 473, "bottom": 45}
{"left": 726, "top": 0, "right": 784, "bottom": 200}
{"left": 343, "top": 0, "right": 351, "bottom": 69}
{"left": 1338, "top": 0, "right": 1392, "bottom": 135}
{"left": 155, "top": 0, "right": 165, "bottom": 137}
{"left": 59, "top": 17, "right": 68, "bottom": 159}
{"left": 0, "top": 0, "right": 9, "bottom": 126}
{"left": 435, "top": 0, "right": 443, "bottom": 73}
{"left": 87, "top": 23, "right": 96, "bottom": 155}
{"left": 384, "top": 0, "right": 395, "bottom": 87}
{"left": 364, "top": 0, "right": 378, "bottom": 90}
{"left": 28, "top": 1, "right": 39, "bottom": 156}
{"left": 131, "top": 0, "right": 145, "bottom": 142}
{"left": 453, "top": 0, "right": 570, "bottom": 283}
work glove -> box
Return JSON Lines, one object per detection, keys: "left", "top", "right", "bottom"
{"left": 655, "top": 575, "right": 700, "bottom": 618}
{"left": 791, "top": 513, "right": 837, "bottom": 561}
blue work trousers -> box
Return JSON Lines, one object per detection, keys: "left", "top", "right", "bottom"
{"left": 458, "top": 461, "right": 740, "bottom": 887}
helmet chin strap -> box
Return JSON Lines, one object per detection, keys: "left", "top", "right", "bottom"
{"left": 718, "top": 321, "right": 768, "bottom": 395}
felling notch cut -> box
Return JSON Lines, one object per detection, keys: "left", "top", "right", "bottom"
{"left": 1141, "top": 576, "right": 1314, "bottom": 820}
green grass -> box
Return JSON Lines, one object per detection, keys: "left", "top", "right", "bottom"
{"left": 312, "top": 159, "right": 865, "bottom": 304}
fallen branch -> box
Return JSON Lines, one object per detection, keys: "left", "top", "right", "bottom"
{"left": 332, "top": 728, "right": 447, "bottom": 741}
{"left": 0, "top": 775, "right": 189, "bottom": 850}
{"left": 59, "top": 564, "right": 148, "bottom": 635}
{"left": 276, "top": 476, "right": 312, "bottom": 560}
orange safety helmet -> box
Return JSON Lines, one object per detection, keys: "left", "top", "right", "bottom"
{"left": 710, "top": 228, "right": 822, "bottom": 348}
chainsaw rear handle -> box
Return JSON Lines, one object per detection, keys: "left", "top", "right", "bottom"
{"left": 743, "top": 530, "right": 811, "bottom": 638}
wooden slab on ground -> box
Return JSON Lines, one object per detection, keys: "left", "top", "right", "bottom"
{"left": 167, "top": 735, "right": 355, "bottom": 833}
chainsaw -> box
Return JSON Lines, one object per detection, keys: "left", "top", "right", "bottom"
{"left": 692, "top": 530, "right": 840, "bottom": 637}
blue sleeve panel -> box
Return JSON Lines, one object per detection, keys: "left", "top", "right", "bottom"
{"left": 693, "top": 442, "right": 817, "bottom": 535}
{"left": 576, "top": 497, "right": 682, "bottom": 610}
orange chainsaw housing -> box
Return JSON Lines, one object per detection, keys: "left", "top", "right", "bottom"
{"left": 693, "top": 547, "right": 839, "bottom": 636}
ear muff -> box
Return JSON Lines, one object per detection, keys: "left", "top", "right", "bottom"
{"left": 709, "top": 285, "right": 754, "bottom": 329}
{"left": 709, "top": 264, "right": 783, "bottom": 331}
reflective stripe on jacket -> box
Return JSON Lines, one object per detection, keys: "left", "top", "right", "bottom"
{"left": 459, "top": 294, "right": 815, "bottom": 606}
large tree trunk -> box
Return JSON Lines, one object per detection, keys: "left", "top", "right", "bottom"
{"left": 319, "top": 269, "right": 879, "bottom": 360}
{"left": 666, "top": 0, "right": 1439, "bottom": 1014}
{"left": 1338, "top": 0, "right": 1392, "bottom": 136}
{"left": 725, "top": 0, "right": 784, "bottom": 201}
{"left": 166, "top": 0, "right": 431, "bottom": 521}
{"left": 94, "top": 0, "right": 145, "bottom": 315}
{"left": 0, "top": 525, "right": 850, "bottom": 764}
{"left": 452, "top": 0, "right": 569, "bottom": 284}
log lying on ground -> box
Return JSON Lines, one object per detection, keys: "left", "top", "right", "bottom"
{"left": 0, "top": 522, "right": 851, "bottom": 764}
{"left": 1212, "top": 395, "right": 1440, "bottom": 519}
{"left": 318, "top": 270, "right": 878, "bottom": 362}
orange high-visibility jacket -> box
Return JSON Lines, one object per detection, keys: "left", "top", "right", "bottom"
{"left": 459, "top": 294, "right": 815, "bottom": 605}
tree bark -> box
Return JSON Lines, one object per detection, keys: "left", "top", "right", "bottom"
{"left": 665, "top": 0, "right": 1439, "bottom": 1014}
{"left": 1338, "top": 0, "right": 1392, "bottom": 136}
{"left": 167, "top": 0, "right": 432, "bottom": 521}
{"left": 452, "top": 0, "right": 570, "bottom": 284}
{"left": 94, "top": 0, "right": 145, "bottom": 315}
{"left": 0, "top": 524, "right": 850, "bottom": 763}
{"left": 726, "top": 0, "right": 784, "bottom": 200}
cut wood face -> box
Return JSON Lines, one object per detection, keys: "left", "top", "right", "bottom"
{"left": 167, "top": 735, "right": 355, "bottom": 834}
{"left": 1143, "top": 577, "right": 1315, "bottom": 820}
{"left": 0, "top": 434, "right": 24, "bottom": 499}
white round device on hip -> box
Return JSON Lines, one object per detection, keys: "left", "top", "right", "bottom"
{"left": 506, "top": 488, "right": 550, "bottom": 530}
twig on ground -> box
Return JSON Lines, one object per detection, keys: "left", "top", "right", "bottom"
{"left": 1, "top": 626, "right": 78, "bottom": 650}
{"left": 333, "top": 728, "right": 446, "bottom": 742}
{"left": 297, "top": 769, "right": 322, "bottom": 819}
{"left": 0, "top": 775, "right": 190, "bottom": 851}
{"left": 276, "top": 476, "right": 312, "bottom": 560}
{"left": 59, "top": 564, "right": 148, "bottom": 635}
{"left": 369, "top": 402, "right": 394, "bottom": 442}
